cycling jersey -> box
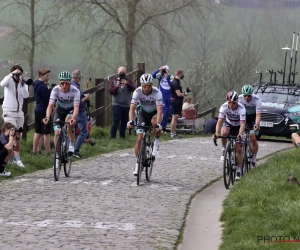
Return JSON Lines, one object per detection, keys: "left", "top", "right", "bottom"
{"left": 131, "top": 86, "right": 163, "bottom": 114}
{"left": 218, "top": 102, "right": 246, "bottom": 126}
{"left": 49, "top": 85, "right": 81, "bottom": 111}
{"left": 238, "top": 94, "right": 262, "bottom": 115}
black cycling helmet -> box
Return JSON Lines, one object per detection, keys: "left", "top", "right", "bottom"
{"left": 226, "top": 91, "right": 239, "bottom": 102}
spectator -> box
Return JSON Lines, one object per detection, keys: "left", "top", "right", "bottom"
{"left": 75, "top": 118, "right": 96, "bottom": 146}
{"left": 0, "top": 122, "right": 21, "bottom": 176}
{"left": 109, "top": 66, "right": 135, "bottom": 139}
{"left": 292, "top": 131, "right": 300, "bottom": 147}
{"left": 71, "top": 69, "right": 90, "bottom": 158}
{"left": 32, "top": 67, "right": 51, "bottom": 156}
{"left": 204, "top": 117, "right": 218, "bottom": 134}
{"left": 0, "top": 65, "right": 29, "bottom": 167}
{"left": 170, "top": 69, "right": 191, "bottom": 139}
{"left": 182, "top": 97, "right": 197, "bottom": 119}
{"left": 152, "top": 65, "right": 174, "bottom": 132}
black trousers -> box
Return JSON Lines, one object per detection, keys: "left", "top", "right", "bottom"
{"left": 110, "top": 105, "right": 130, "bottom": 138}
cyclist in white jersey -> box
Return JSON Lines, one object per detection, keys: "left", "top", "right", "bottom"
{"left": 127, "top": 73, "right": 163, "bottom": 176}
{"left": 238, "top": 85, "right": 262, "bottom": 168}
{"left": 213, "top": 91, "right": 246, "bottom": 180}
{"left": 43, "top": 71, "right": 80, "bottom": 155}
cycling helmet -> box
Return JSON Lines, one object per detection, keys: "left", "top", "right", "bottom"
{"left": 58, "top": 71, "right": 71, "bottom": 81}
{"left": 241, "top": 85, "right": 253, "bottom": 95}
{"left": 140, "top": 73, "right": 153, "bottom": 85}
{"left": 226, "top": 91, "right": 239, "bottom": 102}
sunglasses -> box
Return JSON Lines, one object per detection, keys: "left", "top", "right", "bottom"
{"left": 60, "top": 81, "right": 70, "bottom": 86}
{"left": 243, "top": 95, "right": 252, "bottom": 98}
{"left": 142, "top": 84, "right": 152, "bottom": 87}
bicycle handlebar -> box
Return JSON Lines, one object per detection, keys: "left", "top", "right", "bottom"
{"left": 213, "top": 135, "right": 238, "bottom": 146}
{"left": 128, "top": 124, "right": 153, "bottom": 135}
{"left": 49, "top": 121, "right": 71, "bottom": 125}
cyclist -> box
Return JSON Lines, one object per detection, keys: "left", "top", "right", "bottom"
{"left": 43, "top": 71, "right": 80, "bottom": 158}
{"left": 127, "top": 73, "right": 163, "bottom": 176}
{"left": 213, "top": 91, "right": 246, "bottom": 180}
{"left": 238, "top": 85, "right": 262, "bottom": 168}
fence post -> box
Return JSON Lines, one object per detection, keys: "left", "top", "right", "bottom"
{"left": 211, "top": 107, "right": 216, "bottom": 118}
{"left": 136, "top": 62, "right": 145, "bottom": 87}
{"left": 22, "top": 98, "right": 28, "bottom": 140}
{"left": 95, "top": 78, "right": 104, "bottom": 127}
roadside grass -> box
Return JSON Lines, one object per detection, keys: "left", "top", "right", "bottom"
{"left": 220, "top": 148, "right": 300, "bottom": 250}
{"left": 0, "top": 126, "right": 205, "bottom": 182}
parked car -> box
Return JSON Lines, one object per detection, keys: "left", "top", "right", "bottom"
{"left": 253, "top": 82, "right": 300, "bottom": 138}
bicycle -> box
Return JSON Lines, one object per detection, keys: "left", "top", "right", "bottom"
{"left": 129, "top": 125, "right": 156, "bottom": 186}
{"left": 243, "top": 126, "right": 253, "bottom": 173}
{"left": 214, "top": 135, "right": 244, "bottom": 189}
{"left": 52, "top": 121, "right": 73, "bottom": 181}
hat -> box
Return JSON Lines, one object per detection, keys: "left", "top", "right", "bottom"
{"left": 165, "top": 65, "right": 169, "bottom": 71}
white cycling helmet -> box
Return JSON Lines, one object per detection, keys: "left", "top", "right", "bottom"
{"left": 140, "top": 73, "right": 153, "bottom": 85}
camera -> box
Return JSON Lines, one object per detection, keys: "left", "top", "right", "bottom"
{"left": 119, "top": 73, "right": 126, "bottom": 81}
{"left": 14, "top": 127, "right": 23, "bottom": 133}
{"left": 12, "top": 74, "right": 33, "bottom": 86}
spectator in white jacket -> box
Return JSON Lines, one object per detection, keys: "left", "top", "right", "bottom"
{"left": 0, "top": 65, "right": 29, "bottom": 167}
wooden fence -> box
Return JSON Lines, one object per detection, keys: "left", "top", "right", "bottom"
{"left": 0, "top": 62, "right": 217, "bottom": 140}
{"left": 0, "top": 62, "right": 145, "bottom": 140}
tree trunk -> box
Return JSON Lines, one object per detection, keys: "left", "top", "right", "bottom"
{"left": 125, "top": 37, "right": 134, "bottom": 72}
{"left": 125, "top": 1, "right": 137, "bottom": 72}
{"left": 30, "top": 0, "right": 35, "bottom": 80}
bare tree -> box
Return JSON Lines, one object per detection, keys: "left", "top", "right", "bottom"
{"left": 0, "top": 0, "right": 64, "bottom": 79}
{"left": 64, "top": 0, "right": 206, "bottom": 72}
{"left": 185, "top": 60, "right": 217, "bottom": 111}
{"left": 215, "top": 39, "right": 263, "bottom": 106}
{"left": 260, "top": 6, "right": 300, "bottom": 71}
{"left": 182, "top": 4, "right": 222, "bottom": 61}
{"left": 135, "top": 14, "right": 181, "bottom": 69}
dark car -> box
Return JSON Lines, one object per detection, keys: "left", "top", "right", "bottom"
{"left": 253, "top": 82, "right": 300, "bottom": 138}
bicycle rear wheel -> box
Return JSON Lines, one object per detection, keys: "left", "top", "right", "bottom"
{"left": 63, "top": 139, "right": 72, "bottom": 177}
{"left": 247, "top": 139, "right": 253, "bottom": 171}
{"left": 54, "top": 135, "right": 63, "bottom": 181}
{"left": 223, "top": 146, "right": 231, "bottom": 189}
{"left": 230, "top": 149, "right": 236, "bottom": 185}
{"left": 137, "top": 140, "right": 146, "bottom": 186}
{"left": 242, "top": 140, "right": 249, "bottom": 175}
{"left": 146, "top": 142, "right": 155, "bottom": 182}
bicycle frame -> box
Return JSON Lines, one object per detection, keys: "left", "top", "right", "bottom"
{"left": 243, "top": 128, "right": 252, "bottom": 173}
{"left": 214, "top": 135, "right": 238, "bottom": 189}
{"left": 52, "top": 121, "right": 73, "bottom": 181}
{"left": 129, "top": 125, "right": 155, "bottom": 185}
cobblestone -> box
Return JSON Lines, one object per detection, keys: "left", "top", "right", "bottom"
{"left": 0, "top": 137, "right": 292, "bottom": 249}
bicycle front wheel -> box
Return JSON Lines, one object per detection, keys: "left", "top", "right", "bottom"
{"left": 242, "top": 140, "right": 249, "bottom": 175}
{"left": 137, "top": 140, "right": 146, "bottom": 186}
{"left": 146, "top": 142, "right": 155, "bottom": 182}
{"left": 54, "top": 135, "right": 63, "bottom": 181}
{"left": 223, "top": 146, "right": 231, "bottom": 189}
{"left": 64, "top": 139, "right": 72, "bottom": 177}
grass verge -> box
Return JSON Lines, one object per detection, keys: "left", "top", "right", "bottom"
{"left": 220, "top": 148, "right": 300, "bottom": 250}
{"left": 0, "top": 126, "right": 205, "bottom": 182}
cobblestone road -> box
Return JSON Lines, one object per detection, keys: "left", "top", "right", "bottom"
{"left": 0, "top": 138, "right": 292, "bottom": 250}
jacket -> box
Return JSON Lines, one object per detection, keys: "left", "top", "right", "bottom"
{"left": 109, "top": 77, "right": 135, "bottom": 107}
{"left": 33, "top": 80, "right": 50, "bottom": 113}
{"left": 0, "top": 75, "right": 29, "bottom": 112}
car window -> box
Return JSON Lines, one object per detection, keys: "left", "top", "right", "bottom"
{"left": 257, "top": 92, "right": 280, "bottom": 102}
{"left": 288, "top": 95, "right": 300, "bottom": 104}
